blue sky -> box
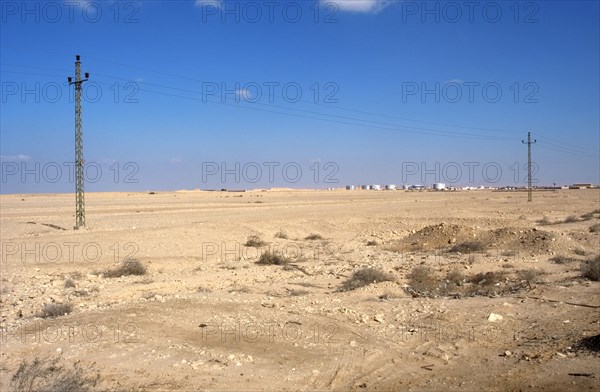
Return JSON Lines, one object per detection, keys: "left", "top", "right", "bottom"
{"left": 1, "top": 0, "right": 598, "bottom": 193}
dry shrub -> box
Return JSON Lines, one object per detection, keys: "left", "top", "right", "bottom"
{"left": 563, "top": 215, "right": 580, "bottom": 223}
{"left": 340, "top": 268, "right": 394, "bottom": 291}
{"left": 37, "top": 303, "right": 73, "bottom": 319}
{"left": 582, "top": 255, "right": 600, "bottom": 281}
{"left": 537, "top": 216, "right": 551, "bottom": 225}
{"left": 449, "top": 241, "right": 485, "bottom": 253}
{"left": 274, "top": 229, "right": 288, "bottom": 239}
{"left": 581, "top": 209, "right": 600, "bottom": 221}
{"left": 470, "top": 271, "right": 506, "bottom": 286}
{"left": 446, "top": 269, "right": 465, "bottom": 286}
{"left": 245, "top": 235, "right": 266, "bottom": 247}
{"left": 589, "top": 223, "right": 600, "bottom": 233}
{"left": 517, "top": 269, "right": 539, "bottom": 283}
{"left": 366, "top": 240, "right": 378, "bottom": 246}
{"left": 573, "top": 248, "right": 587, "bottom": 256}
{"left": 64, "top": 278, "right": 76, "bottom": 288}
{"left": 406, "top": 265, "right": 439, "bottom": 294}
{"left": 256, "top": 252, "right": 290, "bottom": 265}
{"left": 550, "top": 255, "right": 574, "bottom": 264}
{"left": 103, "top": 259, "right": 146, "bottom": 278}
{"left": 10, "top": 356, "right": 99, "bottom": 392}
{"left": 305, "top": 233, "right": 324, "bottom": 240}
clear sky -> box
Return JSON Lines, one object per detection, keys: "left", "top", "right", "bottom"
{"left": 1, "top": 0, "right": 599, "bottom": 193}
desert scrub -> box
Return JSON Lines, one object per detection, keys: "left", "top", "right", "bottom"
{"left": 549, "top": 255, "right": 574, "bottom": 264}
{"left": 305, "top": 233, "right": 324, "bottom": 240}
{"left": 103, "top": 259, "right": 146, "bottom": 278}
{"left": 589, "top": 223, "right": 600, "bottom": 233}
{"left": 340, "top": 268, "right": 394, "bottom": 291}
{"left": 582, "top": 255, "right": 600, "bottom": 281}
{"left": 563, "top": 215, "right": 580, "bottom": 223}
{"left": 449, "top": 241, "right": 485, "bottom": 253}
{"left": 406, "top": 265, "right": 439, "bottom": 295}
{"left": 10, "top": 356, "right": 99, "bottom": 392}
{"left": 37, "top": 303, "right": 73, "bottom": 318}
{"left": 245, "top": 235, "right": 266, "bottom": 247}
{"left": 274, "top": 229, "right": 288, "bottom": 239}
{"left": 445, "top": 269, "right": 466, "bottom": 286}
{"left": 256, "top": 252, "right": 291, "bottom": 265}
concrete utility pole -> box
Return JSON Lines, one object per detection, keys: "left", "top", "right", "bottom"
{"left": 68, "top": 55, "right": 89, "bottom": 229}
{"left": 522, "top": 131, "right": 537, "bottom": 202}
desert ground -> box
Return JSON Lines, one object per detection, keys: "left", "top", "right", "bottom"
{"left": 0, "top": 189, "right": 599, "bottom": 391}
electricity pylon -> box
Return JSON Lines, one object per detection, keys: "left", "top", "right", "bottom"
{"left": 522, "top": 131, "right": 537, "bottom": 202}
{"left": 68, "top": 55, "right": 89, "bottom": 229}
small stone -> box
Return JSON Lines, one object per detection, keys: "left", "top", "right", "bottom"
{"left": 487, "top": 313, "right": 503, "bottom": 322}
{"left": 349, "top": 340, "right": 357, "bottom": 347}
{"left": 503, "top": 351, "right": 511, "bottom": 357}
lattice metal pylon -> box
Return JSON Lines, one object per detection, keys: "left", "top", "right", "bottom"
{"left": 68, "top": 55, "right": 89, "bottom": 229}
{"left": 522, "top": 131, "right": 537, "bottom": 202}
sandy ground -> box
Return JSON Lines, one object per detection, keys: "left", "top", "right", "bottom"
{"left": 0, "top": 189, "right": 599, "bottom": 391}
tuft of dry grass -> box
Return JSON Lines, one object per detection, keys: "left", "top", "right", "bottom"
{"left": 573, "top": 248, "right": 587, "bottom": 256}
{"left": 37, "top": 303, "right": 73, "bottom": 319}
{"left": 340, "top": 268, "right": 395, "bottom": 291}
{"left": 10, "top": 356, "right": 99, "bottom": 392}
{"left": 582, "top": 255, "right": 600, "bottom": 281}
{"left": 103, "top": 259, "right": 146, "bottom": 278}
{"left": 305, "top": 233, "right": 324, "bottom": 240}
{"left": 449, "top": 241, "right": 485, "bottom": 253}
{"left": 366, "top": 240, "right": 378, "bottom": 246}
{"left": 589, "top": 223, "right": 600, "bottom": 233}
{"left": 256, "top": 252, "right": 291, "bottom": 265}
{"left": 245, "top": 235, "right": 266, "bottom": 247}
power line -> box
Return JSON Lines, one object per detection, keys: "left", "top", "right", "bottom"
{"left": 522, "top": 132, "right": 537, "bottom": 202}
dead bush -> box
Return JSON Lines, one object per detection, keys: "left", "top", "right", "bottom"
{"left": 573, "top": 248, "right": 587, "bottom": 256}
{"left": 245, "top": 235, "right": 266, "bottom": 247}
{"left": 340, "top": 268, "right": 395, "bottom": 291}
{"left": 274, "top": 229, "right": 288, "bottom": 239}
{"left": 305, "top": 233, "right": 324, "bottom": 240}
{"left": 37, "top": 303, "right": 73, "bottom": 319}
{"left": 470, "top": 271, "right": 506, "bottom": 286}
{"left": 537, "top": 216, "right": 552, "bottom": 225}
{"left": 517, "top": 269, "right": 540, "bottom": 283}
{"left": 64, "top": 278, "right": 76, "bottom": 289}
{"left": 449, "top": 241, "right": 485, "bottom": 253}
{"left": 366, "top": 240, "right": 378, "bottom": 246}
{"left": 10, "top": 356, "right": 99, "bottom": 392}
{"left": 103, "top": 259, "right": 146, "bottom": 278}
{"left": 256, "top": 252, "right": 290, "bottom": 265}
{"left": 582, "top": 255, "right": 600, "bottom": 281}
{"left": 589, "top": 223, "right": 600, "bottom": 233}
{"left": 563, "top": 215, "right": 580, "bottom": 223}
{"left": 406, "top": 265, "right": 439, "bottom": 294}
{"left": 550, "top": 255, "right": 574, "bottom": 264}
{"left": 446, "top": 269, "right": 465, "bottom": 286}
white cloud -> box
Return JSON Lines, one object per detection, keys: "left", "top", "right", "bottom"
{"left": 195, "top": 0, "right": 223, "bottom": 9}
{"left": 322, "top": 0, "right": 393, "bottom": 13}
{"left": 235, "top": 88, "right": 254, "bottom": 101}
{"left": 0, "top": 154, "right": 31, "bottom": 161}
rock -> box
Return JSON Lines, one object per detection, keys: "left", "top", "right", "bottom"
{"left": 374, "top": 314, "right": 384, "bottom": 323}
{"left": 503, "top": 350, "right": 511, "bottom": 357}
{"left": 487, "top": 313, "right": 503, "bottom": 322}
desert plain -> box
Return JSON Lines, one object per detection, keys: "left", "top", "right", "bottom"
{"left": 0, "top": 188, "right": 599, "bottom": 391}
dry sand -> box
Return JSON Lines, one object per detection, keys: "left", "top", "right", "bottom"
{"left": 1, "top": 189, "right": 599, "bottom": 391}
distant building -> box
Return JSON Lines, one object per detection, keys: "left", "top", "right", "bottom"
{"left": 432, "top": 183, "right": 446, "bottom": 190}
{"left": 571, "top": 183, "right": 593, "bottom": 189}
{"left": 346, "top": 185, "right": 355, "bottom": 190}
{"left": 385, "top": 184, "right": 397, "bottom": 190}
{"left": 371, "top": 185, "right": 381, "bottom": 190}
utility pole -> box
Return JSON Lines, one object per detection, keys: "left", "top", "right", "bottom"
{"left": 522, "top": 131, "right": 536, "bottom": 202}
{"left": 68, "top": 55, "right": 89, "bottom": 229}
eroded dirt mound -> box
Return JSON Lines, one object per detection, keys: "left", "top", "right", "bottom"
{"left": 394, "top": 224, "right": 564, "bottom": 254}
